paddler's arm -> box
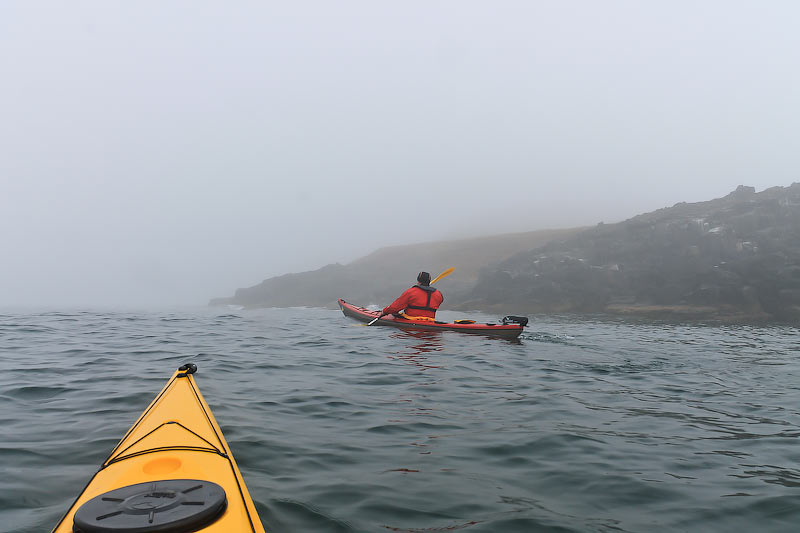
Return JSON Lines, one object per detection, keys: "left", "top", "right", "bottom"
{"left": 382, "top": 288, "right": 414, "bottom": 316}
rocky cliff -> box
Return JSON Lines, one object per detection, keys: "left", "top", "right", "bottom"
{"left": 455, "top": 184, "right": 800, "bottom": 322}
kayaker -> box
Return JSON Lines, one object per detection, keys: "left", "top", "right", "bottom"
{"left": 381, "top": 271, "right": 444, "bottom": 320}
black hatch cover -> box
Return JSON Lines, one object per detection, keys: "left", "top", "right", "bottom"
{"left": 73, "top": 479, "right": 227, "bottom": 533}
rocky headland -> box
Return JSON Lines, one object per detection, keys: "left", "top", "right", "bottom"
{"left": 212, "top": 184, "right": 800, "bottom": 323}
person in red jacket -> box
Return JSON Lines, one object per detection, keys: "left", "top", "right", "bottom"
{"left": 381, "top": 271, "right": 444, "bottom": 319}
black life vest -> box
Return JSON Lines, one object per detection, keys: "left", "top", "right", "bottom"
{"left": 405, "top": 284, "right": 442, "bottom": 313}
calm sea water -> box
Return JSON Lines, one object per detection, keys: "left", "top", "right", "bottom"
{"left": 1, "top": 307, "right": 799, "bottom": 532}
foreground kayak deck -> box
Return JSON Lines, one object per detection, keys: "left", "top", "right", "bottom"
{"left": 338, "top": 298, "right": 525, "bottom": 338}
{"left": 52, "top": 364, "right": 265, "bottom": 533}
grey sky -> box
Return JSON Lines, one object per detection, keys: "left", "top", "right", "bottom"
{"left": 1, "top": 1, "right": 798, "bottom": 307}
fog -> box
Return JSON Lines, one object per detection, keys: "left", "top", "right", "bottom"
{"left": 1, "top": 2, "right": 798, "bottom": 307}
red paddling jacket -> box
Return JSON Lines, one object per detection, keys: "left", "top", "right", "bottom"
{"left": 382, "top": 285, "right": 444, "bottom": 318}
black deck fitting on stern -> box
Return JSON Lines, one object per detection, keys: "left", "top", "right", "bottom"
{"left": 177, "top": 363, "right": 197, "bottom": 378}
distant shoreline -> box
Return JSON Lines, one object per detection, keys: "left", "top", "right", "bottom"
{"left": 213, "top": 185, "right": 800, "bottom": 325}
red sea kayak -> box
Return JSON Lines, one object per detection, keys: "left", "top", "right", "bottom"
{"left": 338, "top": 299, "right": 527, "bottom": 339}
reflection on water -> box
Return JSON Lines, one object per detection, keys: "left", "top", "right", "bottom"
{"left": 388, "top": 330, "right": 445, "bottom": 370}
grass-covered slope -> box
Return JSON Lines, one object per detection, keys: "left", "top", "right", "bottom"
{"left": 209, "top": 228, "right": 582, "bottom": 309}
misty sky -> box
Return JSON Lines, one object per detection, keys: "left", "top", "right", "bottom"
{"left": 2, "top": 1, "right": 799, "bottom": 307}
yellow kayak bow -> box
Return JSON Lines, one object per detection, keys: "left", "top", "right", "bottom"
{"left": 52, "top": 364, "right": 265, "bottom": 533}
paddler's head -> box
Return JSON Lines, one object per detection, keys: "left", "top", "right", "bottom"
{"left": 417, "top": 271, "right": 431, "bottom": 286}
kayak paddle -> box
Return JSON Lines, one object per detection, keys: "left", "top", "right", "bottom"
{"left": 430, "top": 267, "right": 454, "bottom": 285}
{"left": 368, "top": 313, "right": 385, "bottom": 326}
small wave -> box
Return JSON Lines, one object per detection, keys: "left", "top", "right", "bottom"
{"left": 521, "top": 331, "right": 575, "bottom": 344}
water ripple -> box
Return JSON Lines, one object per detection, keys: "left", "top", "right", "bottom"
{"left": 1, "top": 308, "right": 799, "bottom": 532}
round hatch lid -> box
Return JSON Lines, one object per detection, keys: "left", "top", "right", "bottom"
{"left": 73, "top": 479, "right": 227, "bottom": 533}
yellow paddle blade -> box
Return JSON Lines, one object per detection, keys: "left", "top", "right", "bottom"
{"left": 430, "top": 267, "right": 455, "bottom": 285}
